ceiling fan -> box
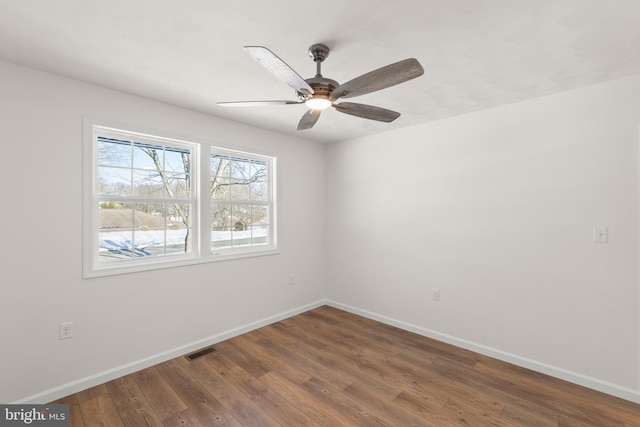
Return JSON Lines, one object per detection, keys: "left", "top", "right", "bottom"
{"left": 217, "top": 44, "right": 424, "bottom": 130}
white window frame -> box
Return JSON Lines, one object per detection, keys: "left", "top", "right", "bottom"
{"left": 209, "top": 147, "right": 276, "bottom": 257}
{"left": 83, "top": 118, "right": 278, "bottom": 278}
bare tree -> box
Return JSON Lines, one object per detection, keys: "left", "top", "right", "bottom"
{"left": 140, "top": 147, "right": 191, "bottom": 251}
{"left": 210, "top": 156, "right": 266, "bottom": 232}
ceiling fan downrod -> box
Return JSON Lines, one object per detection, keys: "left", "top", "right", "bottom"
{"left": 308, "top": 43, "right": 330, "bottom": 78}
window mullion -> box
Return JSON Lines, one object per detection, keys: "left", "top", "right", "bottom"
{"left": 199, "top": 144, "right": 210, "bottom": 256}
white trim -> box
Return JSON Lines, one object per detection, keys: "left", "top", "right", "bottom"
{"left": 84, "top": 118, "right": 202, "bottom": 278}
{"left": 82, "top": 117, "right": 279, "bottom": 278}
{"left": 209, "top": 146, "right": 276, "bottom": 256}
{"left": 16, "top": 299, "right": 640, "bottom": 405}
{"left": 85, "top": 248, "right": 281, "bottom": 278}
{"left": 637, "top": 124, "right": 640, "bottom": 394}
{"left": 326, "top": 300, "right": 640, "bottom": 404}
{"left": 13, "top": 300, "right": 327, "bottom": 404}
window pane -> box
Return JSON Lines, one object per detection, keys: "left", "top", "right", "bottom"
{"left": 210, "top": 155, "right": 221, "bottom": 175}
{"left": 133, "top": 170, "right": 164, "bottom": 197}
{"left": 166, "top": 173, "right": 190, "bottom": 199}
{"left": 250, "top": 161, "right": 268, "bottom": 201}
{"left": 251, "top": 205, "right": 269, "bottom": 245}
{"left": 229, "top": 178, "right": 250, "bottom": 200}
{"left": 211, "top": 177, "right": 231, "bottom": 200}
{"left": 98, "top": 166, "right": 131, "bottom": 196}
{"left": 211, "top": 155, "right": 231, "bottom": 199}
{"left": 165, "top": 148, "right": 189, "bottom": 173}
{"left": 98, "top": 202, "right": 133, "bottom": 260}
{"left": 251, "top": 205, "right": 269, "bottom": 226}
{"left": 166, "top": 203, "right": 191, "bottom": 255}
{"left": 133, "top": 143, "right": 163, "bottom": 170}
{"left": 251, "top": 160, "right": 267, "bottom": 179}
{"left": 167, "top": 203, "right": 189, "bottom": 228}
{"left": 211, "top": 204, "right": 230, "bottom": 228}
{"left": 133, "top": 203, "right": 165, "bottom": 257}
{"left": 230, "top": 159, "right": 254, "bottom": 201}
{"left": 97, "top": 138, "right": 131, "bottom": 167}
{"left": 211, "top": 204, "right": 232, "bottom": 249}
{"left": 229, "top": 158, "right": 251, "bottom": 179}
{"left": 251, "top": 224, "right": 269, "bottom": 245}
{"left": 250, "top": 180, "right": 268, "bottom": 202}
{"left": 132, "top": 203, "right": 165, "bottom": 227}
{"left": 211, "top": 158, "right": 268, "bottom": 202}
{"left": 128, "top": 203, "right": 192, "bottom": 257}
{"left": 211, "top": 155, "right": 230, "bottom": 179}
{"left": 230, "top": 204, "right": 252, "bottom": 247}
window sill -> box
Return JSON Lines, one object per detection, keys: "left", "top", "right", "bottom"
{"left": 84, "top": 248, "right": 280, "bottom": 279}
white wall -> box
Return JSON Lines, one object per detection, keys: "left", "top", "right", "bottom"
{"left": 326, "top": 75, "right": 640, "bottom": 399}
{"left": 0, "top": 61, "right": 326, "bottom": 403}
{"left": 2, "top": 57, "right": 638, "bottom": 404}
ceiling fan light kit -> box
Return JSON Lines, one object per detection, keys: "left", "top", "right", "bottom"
{"left": 305, "top": 97, "right": 332, "bottom": 110}
{"left": 218, "top": 43, "right": 424, "bottom": 130}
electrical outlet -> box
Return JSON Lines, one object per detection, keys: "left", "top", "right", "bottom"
{"left": 59, "top": 321, "right": 74, "bottom": 340}
{"left": 432, "top": 288, "right": 441, "bottom": 302}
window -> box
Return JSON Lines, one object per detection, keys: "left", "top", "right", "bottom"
{"left": 84, "top": 120, "right": 276, "bottom": 277}
{"left": 210, "top": 150, "right": 273, "bottom": 253}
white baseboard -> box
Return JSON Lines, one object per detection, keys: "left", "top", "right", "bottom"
{"left": 17, "top": 298, "right": 640, "bottom": 405}
{"left": 14, "top": 300, "right": 327, "bottom": 404}
{"left": 326, "top": 300, "right": 640, "bottom": 405}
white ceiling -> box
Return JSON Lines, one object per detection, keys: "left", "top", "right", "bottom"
{"left": 2, "top": 0, "right": 640, "bottom": 143}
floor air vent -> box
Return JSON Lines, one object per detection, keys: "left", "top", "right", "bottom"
{"left": 185, "top": 346, "right": 216, "bottom": 361}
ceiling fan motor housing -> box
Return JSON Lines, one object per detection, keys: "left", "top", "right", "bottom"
{"left": 305, "top": 77, "right": 339, "bottom": 101}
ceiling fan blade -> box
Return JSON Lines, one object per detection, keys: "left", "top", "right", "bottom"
{"left": 333, "top": 102, "right": 401, "bottom": 122}
{"left": 297, "top": 109, "right": 321, "bottom": 130}
{"left": 244, "top": 46, "right": 314, "bottom": 96}
{"left": 217, "top": 100, "right": 302, "bottom": 107}
{"left": 331, "top": 58, "right": 424, "bottom": 100}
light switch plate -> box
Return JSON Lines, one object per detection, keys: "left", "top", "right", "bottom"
{"left": 593, "top": 227, "right": 608, "bottom": 243}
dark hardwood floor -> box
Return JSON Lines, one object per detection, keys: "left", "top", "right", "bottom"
{"left": 52, "top": 305, "right": 640, "bottom": 426}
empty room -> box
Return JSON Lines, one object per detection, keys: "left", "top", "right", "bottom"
{"left": 1, "top": 0, "right": 640, "bottom": 425}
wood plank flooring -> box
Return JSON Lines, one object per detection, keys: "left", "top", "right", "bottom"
{"left": 51, "top": 305, "right": 640, "bottom": 426}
